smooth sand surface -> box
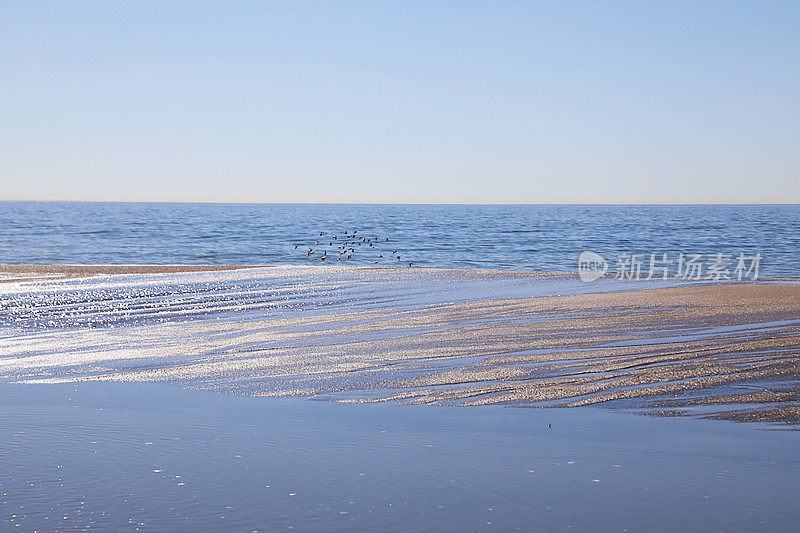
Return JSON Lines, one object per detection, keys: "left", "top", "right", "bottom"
{"left": 5, "top": 381, "right": 800, "bottom": 530}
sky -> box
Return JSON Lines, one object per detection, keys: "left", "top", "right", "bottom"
{"left": 1, "top": 1, "right": 799, "bottom": 204}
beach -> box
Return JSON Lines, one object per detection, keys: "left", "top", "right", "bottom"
{"left": 3, "top": 264, "right": 800, "bottom": 529}
{"left": 2, "top": 264, "right": 798, "bottom": 423}
{"left": 0, "top": 264, "right": 258, "bottom": 283}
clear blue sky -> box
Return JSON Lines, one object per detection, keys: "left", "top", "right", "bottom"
{"left": 2, "top": 1, "right": 798, "bottom": 203}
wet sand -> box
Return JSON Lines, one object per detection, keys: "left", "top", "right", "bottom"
{"left": 4, "top": 381, "right": 799, "bottom": 531}
{"left": 0, "top": 264, "right": 260, "bottom": 282}
{"left": 1, "top": 265, "right": 799, "bottom": 424}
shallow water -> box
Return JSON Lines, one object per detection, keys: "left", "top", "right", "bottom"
{"left": 2, "top": 381, "right": 799, "bottom": 531}
{"left": 1, "top": 267, "right": 797, "bottom": 421}
{"left": 0, "top": 266, "right": 685, "bottom": 332}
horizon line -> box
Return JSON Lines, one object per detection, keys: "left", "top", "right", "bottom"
{"left": 1, "top": 199, "right": 799, "bottom": 207}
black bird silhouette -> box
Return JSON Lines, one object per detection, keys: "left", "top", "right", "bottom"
{"left": 303, "top": 231, "right": 410, "bottom": 266}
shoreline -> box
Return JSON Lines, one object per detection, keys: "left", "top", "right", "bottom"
{"left": 1, "top": 263, "right": 798, "bottom": 285}
{"left": 0, "top": 263, "right": 572, "bottom": 282}
{"left": 0, "top": 263, "right": 264, "bottom": 282}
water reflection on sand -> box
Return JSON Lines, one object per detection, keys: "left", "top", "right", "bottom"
{"left": 1, "top": 382, "right": 799, "bottom": 531}
{"left": 1, "top": 266, "right": 799, "bottom": 423}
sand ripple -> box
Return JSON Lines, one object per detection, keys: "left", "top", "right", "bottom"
{"left": 1, "top": 266, "right": 799, "bottom": 424}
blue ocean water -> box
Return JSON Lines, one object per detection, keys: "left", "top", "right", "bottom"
{"left": 1, "top": 202, "right": 799, "bottom": 277}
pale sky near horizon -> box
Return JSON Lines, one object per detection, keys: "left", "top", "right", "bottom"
{"left": 2, "top": 1, "right": 799, "bottom": 204}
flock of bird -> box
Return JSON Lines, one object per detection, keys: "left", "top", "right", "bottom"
{"left": 295, "top": 231, "right": 413, "bottom": 266}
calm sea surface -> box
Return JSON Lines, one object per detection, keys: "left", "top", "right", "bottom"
{"left": 2, "top": 202, "right": 799, "bottom": 277}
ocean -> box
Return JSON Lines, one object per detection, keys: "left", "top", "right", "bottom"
{"left": 2, "top": 202, "right": 799, "bottom": 277}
